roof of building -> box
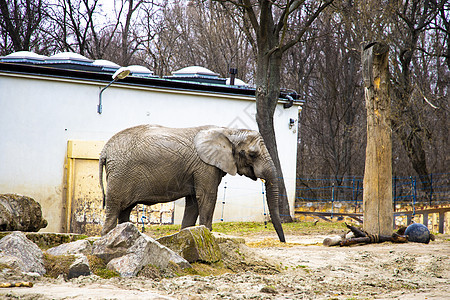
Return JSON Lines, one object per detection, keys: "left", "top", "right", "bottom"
{"left": 0, "top": 51, "right": 303, "bottom": 105}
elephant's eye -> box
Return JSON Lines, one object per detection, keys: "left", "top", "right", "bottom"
{"left": 248, "top": 151, "right": 258, "bottom": 158}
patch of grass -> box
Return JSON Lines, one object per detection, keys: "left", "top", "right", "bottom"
{"left": 213, "top": 220, "right": 346, "bottom": 236}
{"left": 143, "top": 221, "right": 346, "bottom": 239}
{"left": 168, "top": 260, "right": 231, "bottom": 277}
{"left": 43, "top": 253, "right": 76, "bottom": 278}
{"left": 188, "top": 261, "right": 231, "bottom": 276}
{"left": 144, "top": 224, "right": 181, "bottom": 238}
{"left": 246, "top": 238, "right": 302, "bottom": 248}
{"left": 293, "top": 265, "right": 311, "bottom": 273}
{"left": 87, "top": 255, "right": 120, "bottom": 279}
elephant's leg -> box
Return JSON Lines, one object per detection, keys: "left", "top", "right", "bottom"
{"left": 196, "top": 190, "right": 219, "bottom": 231}
{"left": 181, "top": 195, "right": 199, "bottom": 229}
{"left": 118, "top": 205, "right": 134, "bottom": 223}
{"left": 101, "top": 202, "right": 120, "bottom": 236}
{"left": 194, "top": 170, "right": 222, "bottom": 231}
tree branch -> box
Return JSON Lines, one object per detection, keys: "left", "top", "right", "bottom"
{"left": 280, "top": 0, "right": 334, "bottom": 53}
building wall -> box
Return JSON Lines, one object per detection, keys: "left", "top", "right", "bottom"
{"left": 0, "top": 72, "right": 300, "bottom": 233}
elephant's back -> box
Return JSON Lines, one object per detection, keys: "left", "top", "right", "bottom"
{"left": 102, "top": 124, "right": 213, "bottom": 163}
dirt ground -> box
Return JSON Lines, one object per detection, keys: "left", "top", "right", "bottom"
{"left": 1, "top": 230, "right": 449, "bottom": 300}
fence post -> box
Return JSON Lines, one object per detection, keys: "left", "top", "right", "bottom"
{"left": 331, "top": 182, "right": 335, "bottom": 219}
{"left": 356, "top": 180, "right": 360, "bottom": 207}
{"left": 220, "top": 182, "right": 227, "bottom": 222}
{"left": 352, "top": 177, "right": 355, "bottom": 203}
{"left": 429, "top": 173, "right": 433, "bottom": 205}
{"left": 410, "top": 176, "right": 416, "bottom": 217}
{"left": 393, "top": 176, "right": 397, "bottom": 212}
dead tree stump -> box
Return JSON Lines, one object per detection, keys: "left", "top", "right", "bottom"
{"left": 362, "top": 42, "right": 393, "bottom": 236}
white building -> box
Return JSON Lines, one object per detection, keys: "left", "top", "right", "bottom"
{"left": 0, "top": 51, "right": 302, "bottom": 234}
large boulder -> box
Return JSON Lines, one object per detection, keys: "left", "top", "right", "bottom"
{"left": 92, "top": 222, "right": 191, "bottom": 277}
{"left": 92, "top": 222, "right": 141, "bottom": 263}
{"left": 46, "top": 239, "right": 92, "bottom": 256}
{"left": 0, "top": 194, "right": 47, "bottom": 232}
{"left": 47, "top": 239, "right": 93, "bottom": 279}
{"left": 0, "top": 231, "right": 45, "bottom": 275}
{"left": 157, "top": 225, "right": 221, "bottom": 263}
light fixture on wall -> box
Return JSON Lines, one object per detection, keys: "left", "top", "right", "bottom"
{"left": 97, "top": 67, "right": 131, "bottom": 114}
{"left": 289, "top": 118, "right": 296, "bottom": 129}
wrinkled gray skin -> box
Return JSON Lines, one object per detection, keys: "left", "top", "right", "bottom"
{"left": 99, "top": 125, "right": 285, "bottom": 242}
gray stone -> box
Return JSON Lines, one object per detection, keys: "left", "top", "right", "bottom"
{"left": 157, "top": 225, "right": 221, "bottom": 263}
{"left": 92, "top": 222, "right": 141, "bottom": 263}
{"left": 93, "top": 222, "right": 191, "bottom": 277}
{"left": 68, "top": 254, "right": 91, "bottom": 279}
{"left": 0, "top": 253, "right": 24, "bottom": 271}
{"left": 107, "top": 234, "right": 191, "bottom": 277}
{"left": 0, "top": 194, "right": 47, "bottom": 232}
{"left": 46, "top": 240, "right": 93, "bottom": 279}
{"left": 47, "top": 239, "right": 92, "bottom": 256}
{"left": 0, "top": 231, "right": 45, "bottom": 275}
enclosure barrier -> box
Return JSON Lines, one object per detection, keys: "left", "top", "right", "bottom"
{"left": 295, "top": 173, "right": 450, "bottom": 233}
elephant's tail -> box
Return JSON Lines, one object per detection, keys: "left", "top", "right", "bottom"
{"left": 99, "top": 153, "right": 106, "bottom": 209}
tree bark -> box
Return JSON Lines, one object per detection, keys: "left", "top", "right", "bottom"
{"left": 255, "top": 39, "right": 293, "bottom": 223}
{"left": 362, "top": 42, "right": 393, "bottom": 236}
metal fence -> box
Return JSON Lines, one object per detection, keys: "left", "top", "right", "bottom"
{"left": 296, "top": 173, "right": 450, "bottom": 205}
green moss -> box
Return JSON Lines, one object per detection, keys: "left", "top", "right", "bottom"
{"left": 139, "top": 261, "right": 231, "bottom": 279}
{"left": 188, "top": 227, "right": 221, "bottom": 262}
{"left": 27, "top": 233, "right": 88, "bottom": 250}
{"left": 87, "top": 255, "right": 119, "bottom": 279}
{"left": 94, "top": 268, "right": 120, "bottom": 279}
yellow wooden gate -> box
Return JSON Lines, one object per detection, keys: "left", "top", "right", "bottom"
{"left": 65, "top": 140, "right": 105, "bottom": 235}
{"left": 64, "top": 140, "right": 175, "bottom": 235}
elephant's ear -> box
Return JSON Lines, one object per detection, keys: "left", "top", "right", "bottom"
{"left": 194, "top": 128, "right": 237, "bottom": 175}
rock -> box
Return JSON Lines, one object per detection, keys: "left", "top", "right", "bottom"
{"left": 0, "top": 231, "right": 45, "bottom": 275}
{"left": 92, "top": 222, "right": 142, "bottom": 263}
{"left": 68, "top": 254, "right": 91, "bottom": 279}
{"left": 0, "top": 194, "right": 47, "bottom": 232}
{"left": 46, "top": 239, "right": 93, "bottom": 279}
{"left": 0, "top": 254, "right": 24, "bottom": 271}
{"left": 47, "top": 239, "right": 92, "bottom": 256}
{"left": 212, "top": 232, "right": 246, "bottom": 244}
{"left": 93, "top": 222, "right": 191, "bottom": 277}
{"left": 157, "top": 225, "right": 221, "bottom": 263}
{"left": 405, "top": 223, "right": 431, "bottom": 244}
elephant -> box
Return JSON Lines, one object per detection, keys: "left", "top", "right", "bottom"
{"left": 99, "top": 124, "right": 285, "bottom": 242}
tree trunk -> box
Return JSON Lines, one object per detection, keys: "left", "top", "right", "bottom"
{"left": 255, "top": 48, "right": 293, "bottom": 223}
{"left": 362, "top": 42, "right": 393, "bottom": 236}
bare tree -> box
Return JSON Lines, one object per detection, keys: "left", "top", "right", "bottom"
{"left": 138, "top": 1, "right": 253, "bottom": 78}
{"left": 296, "top": 8, "right": 365, "bottom": 180}
{"left": 42, "top": 0, "right": 145, "bottom": 64}
{"left": 218, "top": 0, "right": 334, "bottom": 222}
{"left": 389, "top": 0, "right": 445, "bottom": 188}
{"left": 0, "top": 0, "right": 47, "bottom": 54}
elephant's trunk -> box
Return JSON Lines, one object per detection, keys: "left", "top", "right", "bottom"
{"left": 262, "top": 163, "right": 286, "bottom": 243}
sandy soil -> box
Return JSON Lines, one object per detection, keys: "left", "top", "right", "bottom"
{"left": 1, "top": 232, "right": 449, "bottom": 300}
